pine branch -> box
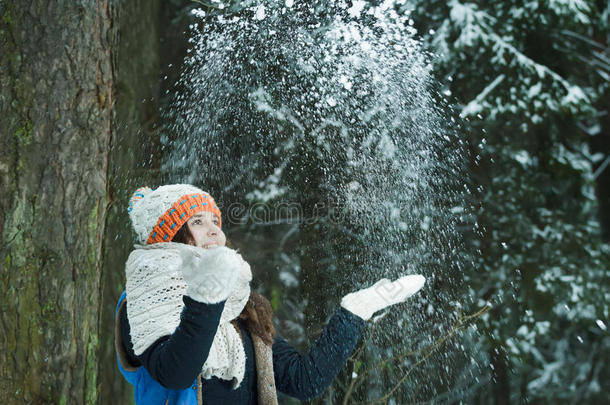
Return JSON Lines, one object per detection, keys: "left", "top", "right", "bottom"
{"left": 191, "top": 0, "right": 223, "bottom": 10}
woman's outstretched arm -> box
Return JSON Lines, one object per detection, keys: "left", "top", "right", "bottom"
{"left": 273, "top": 274, "right": 425, "bottom": 400}
{"left": 272, "top": 306, "right": 366, "bottom": 401}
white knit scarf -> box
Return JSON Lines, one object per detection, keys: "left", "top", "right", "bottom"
{"left": 125, "top": 242, "right": 251, "bottom": 389}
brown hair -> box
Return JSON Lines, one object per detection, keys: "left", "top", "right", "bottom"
{"left": 238, "top": 292, "right": 276, "bottom": 346}
{"left": 172, "top": 222, "right": 195, "bottom": 245}
{"left": 171, "top": 222, "right": 276, "bottom": 346}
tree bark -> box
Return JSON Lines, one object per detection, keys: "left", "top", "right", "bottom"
{"left": 0, "top": 0, "right": 165, "bottom": 403}
{"left": 0, "top": 1, "right": 113, "bottom": 403}
{"left": 98, "top": 0, "right": 161, "bottom": 402}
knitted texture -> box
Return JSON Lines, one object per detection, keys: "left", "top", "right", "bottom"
{"left": 179, "top": 245, "right": 244, "bottom": 304}
{"left": 340, "top": 275, "right": 426, "bottom": 320}
{"left": 128, "top": 184, "right": 221, "bottom": 245}
{"left": 125, "top": 243, "right": 186, "bottom": 354}
{"left": 125, "top": 242, "right": 252, "bottom": 388}
{"left": 202, "top": 246, "right": 252, "bottom": 387}
{"left": 252, "top": 334, "right": 279, "bottom": 405}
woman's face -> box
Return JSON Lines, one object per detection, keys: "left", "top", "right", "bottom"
{"left": 186, "top": 211, "right": 226, "bottom": 249}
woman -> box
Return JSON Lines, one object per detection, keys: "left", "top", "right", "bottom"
{"left": 115, "top": 184, "right": 425, "bottom": 404}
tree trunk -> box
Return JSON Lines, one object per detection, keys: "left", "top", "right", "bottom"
{"left": 97, "top": 0, "right": 161, "bottom": 402}
{"left": 0, "top": 1, "right": 114, "bottom": 403}
{"left": 0, "top": 0, "right": 164, "bottom": 403}
{"left": 490, "top": 345, "right": 510, "bottom": 405}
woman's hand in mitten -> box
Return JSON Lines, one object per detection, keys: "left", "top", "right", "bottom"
{"left": 340, "top": 275, "right": 426, "bottom": 321}
{"left": 178, "top": 245, "right": 246, "bottom": 304}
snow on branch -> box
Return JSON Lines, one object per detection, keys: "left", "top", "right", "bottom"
{"left": 446, "top": 0, "right": 590, "bottom": 118}
{"left": 460, "top": 74, "right": 505, "bottom": 118}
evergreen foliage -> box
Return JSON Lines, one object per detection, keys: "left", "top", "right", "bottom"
{"left": 408, "top": 0, "right": 610, "bottom": 401}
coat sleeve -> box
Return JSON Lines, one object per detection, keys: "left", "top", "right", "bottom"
{"left": 272, "top": 306, "right": 366, "bottom": 401}
{"left": 120, "top": 295, "right": 225, "bottom": 390}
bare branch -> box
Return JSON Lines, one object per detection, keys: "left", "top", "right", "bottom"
{"left": 350, "top": 305, "right": 490, "bottom": 404}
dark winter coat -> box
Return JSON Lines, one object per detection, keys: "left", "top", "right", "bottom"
{"left": 115, "top": 291, "right": 366, "bottom": 404}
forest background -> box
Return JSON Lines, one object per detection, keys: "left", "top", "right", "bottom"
{"left": 0, "top": 0, "right": 608, "bottom": 404}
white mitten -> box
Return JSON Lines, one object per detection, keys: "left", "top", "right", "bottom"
{"left": 178, "top": 245, "right": 246, "bottom": 304}
{"left": 340, "top": 275, "right": 426, "bottom": 321}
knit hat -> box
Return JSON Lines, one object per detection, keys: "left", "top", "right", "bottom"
{"left": 128, "top": 184, "right": 222, "bottom": 245}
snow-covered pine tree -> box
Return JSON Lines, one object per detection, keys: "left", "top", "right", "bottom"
{"left": 408, "top": 0, "right": 610, "bottom": 402}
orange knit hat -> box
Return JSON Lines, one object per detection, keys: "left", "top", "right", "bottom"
{"left": 128, "top": 184, "right": 222, "bottom": 245}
